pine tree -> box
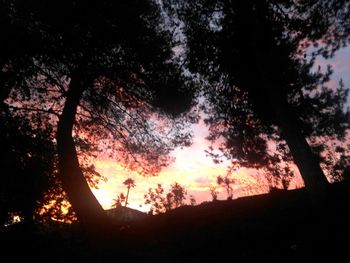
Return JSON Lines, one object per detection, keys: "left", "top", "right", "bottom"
{"left": 2, "top": 0, "right": 196, "bottom": 232}
{"left": 166, "top": 0, "right": 350, "bottom": 198}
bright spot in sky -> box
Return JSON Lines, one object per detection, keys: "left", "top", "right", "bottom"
{"left": 92, "top": 120, "right": 267, "bottom": 212}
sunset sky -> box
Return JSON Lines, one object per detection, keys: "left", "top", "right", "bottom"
{"left": 92, "top": 46, "right": 350, "bottom": 213}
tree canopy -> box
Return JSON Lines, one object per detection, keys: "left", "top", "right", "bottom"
{"left": 164, "top": 0, "right": 350, "bottom": 194}
{"left": 0, "top": 111, "right": 55, "bottom": 226}
{"left": 2, "top": 0, "right": 350, "bottom": 232}
{"left": 1, "top": 0, "right": 198, "bottom": 231}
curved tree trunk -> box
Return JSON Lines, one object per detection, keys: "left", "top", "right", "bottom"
{"left": 56, "top": 72, "right": 111, "bottom": 234}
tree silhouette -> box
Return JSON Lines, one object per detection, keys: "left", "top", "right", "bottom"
{"left": 144, "top": 184, "right": 166, "bottom": 215}
{"left": 0, "top": 110, "right": 55, "bottom": 227}
{"left": 189, "top": 195, "right": 197, "bottom": 206}
{"left": 2, "top": 0, "right": 196, "bottom": 232}
{"left": 123, "top": 178, "right": 136, "bottom": 207}
{"left": 0, "top": 0, "right": 45, "bottom": 106}
{"left": 113, "top": 193, "right": 126, "bottom": 209}
{"left": 144, "top": 182, "right": 188, "bottom": 215}
{"left": 209, "top": 185, "right": 219, "bottom": 202}
{"left": 217, "top": 175, "right": 236, "bottom": 200}
{"left": 0, "top": 103, "right": 87, "bottom": 226}
{"left": 166, "top": 0, "right": 350, "bottom": 199}
{"left": 165, "top": 182, "right": 187, "bottom": 210}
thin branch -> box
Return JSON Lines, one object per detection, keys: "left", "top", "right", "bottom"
{"left": 7, "top": 104, "right": 60, "bottom": 117}
{"left": 31, "top": 63, "right": 67, "bottom": 95}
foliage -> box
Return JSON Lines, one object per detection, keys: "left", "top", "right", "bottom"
{"left": 312, "top": 135, "right": 350, "bottom": 183}
{"left": 123, "top": 179, "right": 136, "bottom": 189}
{"left": 217, "top": 175, "right": 236, "bottom": 200}
{"left": 0, "top": 0, "right": 199, "bottom": 224}
{"left": 265, "top": 163, "right": 295, "bottom": 191}
{"left": 144, "top": 184, "right": 165, "bottom": 215}
{"left": 0, "top": 109, "right": 87, "bottom": 225}
{"left": 3, "top": 0, "right": 198, "bottom": 175}
{"left": 166, "top": 182, "right": 187, "bottom": 209}
{"left": 39, "top": 190, "right": 76, "bottom": 224}
{"left": 0, "top": 110, "right": 55, "bottom": 226}
{"left": 144, "top": 182, "right": 189, "bottom": 215}
{"left": 209, "top": 185, "right": 219, "bottom": 201}
{"left": 164, "top": 0, "right": 350, "bottom": 186}
{"left": 113, "top": 193, "right": 126, "bottom": 209}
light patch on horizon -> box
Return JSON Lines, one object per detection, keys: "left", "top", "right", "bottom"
{"left": 92, "top": 117, "right": 305, "bottom": 213}
{"left": 92, "top": 120, "right": 263, "bottom": 212}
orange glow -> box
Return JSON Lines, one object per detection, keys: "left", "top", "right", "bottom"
{"left": 91, "top": 121, "right": 304, "bottom": 213}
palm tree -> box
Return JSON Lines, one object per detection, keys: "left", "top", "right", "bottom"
{"left": 123, "top": 178, "right": 136, "bottom": 207}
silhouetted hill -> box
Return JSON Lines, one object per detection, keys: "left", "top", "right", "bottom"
{"left": 121, "top": 181, "right": 350, "bottom": 262}
{"left": 105, "top": 206, "right": 149, "bottom": 224}
{"left": 1, "top": 181, "right": 350, "bottom": 262}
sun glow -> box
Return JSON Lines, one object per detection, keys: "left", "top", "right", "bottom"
{"left": 92, "top": 121, "right": 276, "bottom": 213}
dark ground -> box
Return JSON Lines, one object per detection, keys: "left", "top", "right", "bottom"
{"left": 1, "top": 182, "right": 349, "bottom": 262}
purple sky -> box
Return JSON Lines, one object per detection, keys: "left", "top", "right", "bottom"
{"left": 314, "top": 46, "right": 350, "bottom": 107}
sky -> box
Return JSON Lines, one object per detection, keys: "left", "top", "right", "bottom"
{"left": 92, "top": 46, "right": 350, "bottom": 213}
{"left": 92, "top": 118, "right": 266, "bottom": 212}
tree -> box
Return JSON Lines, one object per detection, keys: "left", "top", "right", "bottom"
{"left": 217, "top": 175, "right": 236, "bottom": 200}
{"left": 306, "top": 130, "right": 350, "bottom": 184}
{"left": 123, "top": 178, "right": 136, "bottom": 207}
{"left": 144, "top": 182, "right": 188, "bottom": 215}
{"left": 0, "top": 0, "right": 42, "bottom": 106}
{"left": 112, "top": 193, "right": 126, "bottom": 209}
{"left": 0, "top": 101, "right": 94, "bottom": 226}
{"left": 0, "top": 111, "right": 55, "bottom": 227}
{"left": 165, "top": 182, "right": 187, "bottom": 210}
{"left": 209, "top": 185, "right": 219, "bottom": 202}
{"left": 144, "top": 184, "right": 166, "bottom": 215}
{"left": 3, "top": 0, "right": 196, "bottom": 232}
{"left": 166, "top": 0, "right": 350, "bottom": 199}
{"left": 2, "top": 0, "right": 196, "bottom": 235}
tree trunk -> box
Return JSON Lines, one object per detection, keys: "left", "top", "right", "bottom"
{"left": 268, "top": 92, "right": 329, "bottom": 195}
{"left": 248, "top": 3, "right": 329, "bottom": 199}
{"left": 56, "top": 72, "right": 111, "bottom": 234}
{"left": 124, "top": 186, "right": 130, "bottom": 207}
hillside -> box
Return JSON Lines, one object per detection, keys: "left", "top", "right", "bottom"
{"left": 121, "top": 182, "right": 350, "bottom": 262}
{"left": 105, "top": 206, "right": 150, "bottom": 224}
{"left": 1, "top": 182, "right": 350, "bottom": 262}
